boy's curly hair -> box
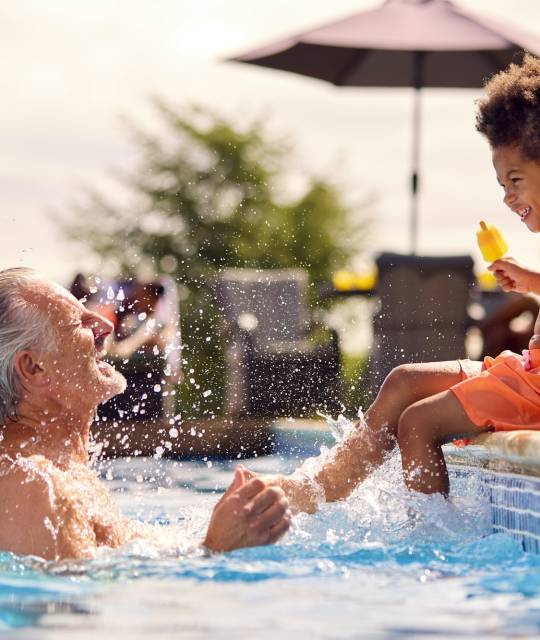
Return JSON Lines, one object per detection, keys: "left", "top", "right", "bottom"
{"left": 476, "top": 54, "right": 540, "bottom": 162}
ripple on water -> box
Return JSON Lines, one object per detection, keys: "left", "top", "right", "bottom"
{"left": 0, "top": 446, "right": 539, "bottom": 637}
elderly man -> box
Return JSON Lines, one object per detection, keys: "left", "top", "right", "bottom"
{"left": 0, "top": 268, "right": 291, "bottom": 560}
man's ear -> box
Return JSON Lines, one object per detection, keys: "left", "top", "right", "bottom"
{"left": 14, "top": 351, "right": 49, "bottom": 388}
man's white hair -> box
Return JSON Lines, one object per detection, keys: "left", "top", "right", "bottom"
{"left": 0, "top": 268, "right": 57, "bottom": 423}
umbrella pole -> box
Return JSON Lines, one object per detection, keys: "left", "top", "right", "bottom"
{"left": 410, "top": 53, "right": 423, "bottom": 255}
{"left": 410, "top": 86, "right": 421, "bottom": 254}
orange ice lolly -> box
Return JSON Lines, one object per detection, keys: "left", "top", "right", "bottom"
{"left": 476, "top": 220, "right": 509, "bottom": 262}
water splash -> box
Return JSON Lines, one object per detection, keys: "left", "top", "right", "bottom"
{"left": 0, "top": 456, "right": 536, "bottom": 638}
{"left": 317, "top": 410, "right": 357, "bottom": 442}
{"left": 290, "top": 447, "right": 491, "bottom": 550}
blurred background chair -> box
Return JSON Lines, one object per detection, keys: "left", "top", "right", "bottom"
{"left": 213, "top": 268, "right": 341, "bottom": 417}
{"left": 367, "top": 253, "right": 475, "bottom": 390}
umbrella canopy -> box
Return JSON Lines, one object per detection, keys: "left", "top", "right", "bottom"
{"left": 231, "top": 0, "right": 540, "bottom": 252}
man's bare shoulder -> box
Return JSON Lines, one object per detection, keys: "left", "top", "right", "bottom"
{"left": 0, "top": 455, "right": 125, "bottom": 561}
{"left": 0, "top": 452, "right": 55, "bottom": 475}
{"left": 0, "top": 453, "right": 59, "bottom": 494}
{"left": 0, "top": 454, "right": 59, "bottom": 560}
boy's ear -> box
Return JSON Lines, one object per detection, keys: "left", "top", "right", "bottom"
{"left": 14, "top": 351, "right": 49, "bottom": 388}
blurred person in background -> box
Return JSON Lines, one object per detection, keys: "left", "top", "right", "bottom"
{"left": 70, "top": 275, "right": 182, "bottom": 423}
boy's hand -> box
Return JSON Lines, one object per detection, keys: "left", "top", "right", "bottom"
{"left": 488, "top": 257, "right": 537, "bottom": 293}
{"left": 203, "top": 466, "right": 292, "bottom": 552}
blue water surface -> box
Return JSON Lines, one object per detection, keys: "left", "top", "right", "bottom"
{"left": 1, "top": 451, "right": 540, "bottom": 639}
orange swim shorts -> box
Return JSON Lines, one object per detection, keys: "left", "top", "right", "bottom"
{"left": 451, "top": 349, "right": 540, "bottom": 431}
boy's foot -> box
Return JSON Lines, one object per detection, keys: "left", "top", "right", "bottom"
{"left": 239, "top": 465, "right": 321, "bottom": 514}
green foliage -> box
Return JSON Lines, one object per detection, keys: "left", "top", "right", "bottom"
{"left": 62, "top": 103, "right": 367, "bottom": 416}
{"left": 340, "top": 352, "right": 373, "bottom": 418}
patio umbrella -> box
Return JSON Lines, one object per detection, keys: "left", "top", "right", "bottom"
{"left": 230, "top": 0, "right": 540, "bottom": 253}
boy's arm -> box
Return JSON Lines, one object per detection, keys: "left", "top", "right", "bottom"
{"left": 489, "top": 257, "right": 540, "bottom": 294}
{"left": 528, "top": 311, "right": 540, "bottom": 351}
{"left": 244, "top": 426, "right": 390, "bottom": 514}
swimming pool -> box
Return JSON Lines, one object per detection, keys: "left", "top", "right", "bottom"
{"left": 3, "top": 422, "right": 540, "bottom": 640}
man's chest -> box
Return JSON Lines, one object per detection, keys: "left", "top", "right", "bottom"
{"left": 53, "top": 466, "right": 128, "bottom": 549}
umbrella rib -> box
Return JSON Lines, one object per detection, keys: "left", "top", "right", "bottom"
{"left": 333, "top": 49, "right": 369, "bottom": 86}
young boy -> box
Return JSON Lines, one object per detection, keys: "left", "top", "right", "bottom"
{"left": 245, "top": 54, "right": 540, "bottom": 514}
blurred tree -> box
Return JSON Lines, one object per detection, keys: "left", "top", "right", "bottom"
{"left": 62, "top": 103, "right": 367, "bottom": 417}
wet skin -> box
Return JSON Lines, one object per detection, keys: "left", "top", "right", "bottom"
{"left": 0, "top": 278, "right": 291, "bottom": 560}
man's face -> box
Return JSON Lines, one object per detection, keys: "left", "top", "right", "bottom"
{"left": 24, "top": 280, "right": 126, "bottom": 413}
{"left": 492, "top": 145, "right": 540, "bottom": 233}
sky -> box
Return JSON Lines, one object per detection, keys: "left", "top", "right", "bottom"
{"left": 3, "top": 0, "right": 540, "bottom": 286}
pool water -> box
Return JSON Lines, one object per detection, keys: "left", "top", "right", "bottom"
{"left": 2, "top": 450, "right": 540, "bottom": 639}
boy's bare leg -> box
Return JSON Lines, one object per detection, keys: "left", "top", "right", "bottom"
{"left": 259, "top": 361, "right": 482, "bottom": 513}
{"left": 397, "top": 389, "right": 490, "bottom": 495}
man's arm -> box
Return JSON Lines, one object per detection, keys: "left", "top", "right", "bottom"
{"left": 203, "top": 467, "right": 292, "bottom": 552}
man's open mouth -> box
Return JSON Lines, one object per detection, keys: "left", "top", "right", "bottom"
{"left": 95, "top": 351, "right": 114, "bottom": 375}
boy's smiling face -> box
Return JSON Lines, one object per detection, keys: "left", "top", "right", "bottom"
{"left": 492, "top": 145, "right": 540, "bottom": 233}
